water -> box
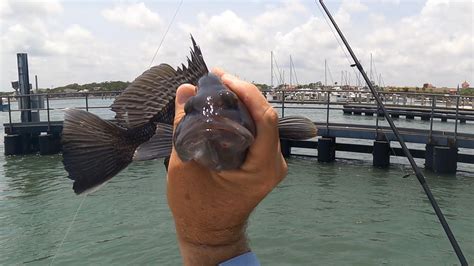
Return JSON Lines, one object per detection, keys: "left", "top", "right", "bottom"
{"left": 1, "top": 99, "right": 473, "bottom": 265}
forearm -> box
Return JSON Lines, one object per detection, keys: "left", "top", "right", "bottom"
{"left": 177, "top": 230, "right": 249, "bottom": 266}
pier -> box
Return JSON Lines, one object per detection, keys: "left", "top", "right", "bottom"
{"left": 343, "top": 103, "right": 474, "bottom": 123}
{"left": 2, "top": 54, "right": 472, "bottom": 173}
{"left": 3, "top": 88, "right": 474, "bottom": 174}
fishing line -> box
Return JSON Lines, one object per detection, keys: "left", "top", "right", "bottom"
{"left": 50, "top": 2, "right": 181, "bottom": 264}
{"left": 149, "top": 0, "right": 184, "bottom": 68}
{"left": 317, "top": 0, "right": 409, "bottom": 176}
{"left": 49, "top": 194, "right": 86, "bottom": 266}
{"left": 316, "top": 1, "right": 467, "bottom": 264}
{"left": 316, "top": 2, "right": 361, "bottom": 86}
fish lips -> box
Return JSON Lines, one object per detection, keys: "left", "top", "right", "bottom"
{"left": 174, "top": 114, "right": 255, "bottom": 171}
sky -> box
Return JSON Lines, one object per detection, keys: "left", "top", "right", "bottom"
{"left": 0, "top": 0, "right": 472, "bottom": 92}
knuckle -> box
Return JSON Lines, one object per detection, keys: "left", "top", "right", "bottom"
{"left": 263, "top": 107, "right": 279, "bottom": 125}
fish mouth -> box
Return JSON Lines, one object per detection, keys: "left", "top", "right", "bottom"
{"left": 174, "top": 115, "right": 255, "bottom": 169}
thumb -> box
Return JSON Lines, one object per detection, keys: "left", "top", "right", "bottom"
{"left": 173, "top": 84, "right": 196, "bottom": 129}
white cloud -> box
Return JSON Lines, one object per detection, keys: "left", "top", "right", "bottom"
{"left": 254, "top": 0, "right": 307, "bottom": 29}
{"left": 1, "top": 0, "right": 472, "bottom": 91}
{"left": 102, "top": 3, "right": 162, "bottom": 31}
{"left": 1, "top": 0, "right": 62, "bottom": 17}
{"left": 364, "top": 0, "right": 473, "bottom": 86}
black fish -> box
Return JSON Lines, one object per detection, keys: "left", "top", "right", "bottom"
{"left": 61, "top": 36, "right": 317, "bottom": 194}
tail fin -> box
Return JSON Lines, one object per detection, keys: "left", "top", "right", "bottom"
{"left": 62, "top": 109, "right": 136, "bottom": 194}
{"left": 278, "top": 116, "right": 318, "bottom": 140}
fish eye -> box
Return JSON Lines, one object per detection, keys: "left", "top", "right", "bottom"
{"left": 218, "top": 91, "right": 238, "bottom": 108}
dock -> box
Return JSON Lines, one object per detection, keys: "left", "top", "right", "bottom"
{"left": 3, "top": 116, "right": 471, "bottom": 174}
{"left": 343, "top": 103, "right": 474, "bottom": 122}
{"left": 2, "top": 53, "right": 472, "bottom": 173}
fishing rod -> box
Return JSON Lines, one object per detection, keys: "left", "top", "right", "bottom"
{"left": 317, "top": 1, "right": 467, "bottom": 264}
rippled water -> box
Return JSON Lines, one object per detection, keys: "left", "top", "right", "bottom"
{"left": 1, "top": 99, "right": 473, "bottom": 265}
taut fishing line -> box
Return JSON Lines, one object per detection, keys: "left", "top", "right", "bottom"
{"left": 51, "top": 1, "right": 184, "bottom": 264}
{"left": 49, "top": 194, "right": 86, "bottom": 265}
{"left": 316, "top": 1, "right": 467, "bottom": 264}
{"left": 316, "top": 1, "right": 411, "bottom": 177}
{"left": 149, "top": 0, "right": 184, "bottom": 68}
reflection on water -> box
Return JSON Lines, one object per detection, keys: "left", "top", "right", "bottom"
{"left": 3, "top": 155, "right": 64, "bottom": 198}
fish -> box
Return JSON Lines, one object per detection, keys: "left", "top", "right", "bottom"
{"left": 61, "top": 35, "right": 318, "bottom": 195}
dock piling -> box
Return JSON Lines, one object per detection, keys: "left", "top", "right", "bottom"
{"left": 280, "top": 139, "right": 291, "bottom": 158}
{"left": 373, "top": 140, "right": 390, "bottom": 168}
{"left": 317, "top": 137, "right": 335, "bottom": 162}
{"left": 4, "top": 134, "right": 21, "bottom": 155}
{"left": 39, "top": 134, "right": 61, "bottom": 155}
{"left": 433, "top": 146, "right": 458, "bottom": 174}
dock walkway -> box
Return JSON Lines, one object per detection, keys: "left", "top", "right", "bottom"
{"left": 343, "top": 104, "right": 474, "bottom": 122}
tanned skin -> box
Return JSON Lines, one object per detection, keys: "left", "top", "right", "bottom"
{"left": 167, "top": 68, "right": 288, "bottom": 265}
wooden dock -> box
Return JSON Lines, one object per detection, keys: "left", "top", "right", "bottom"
{"left": 3, "top": 89, "right": 474, "bottom": 174}
{"left": 4, "top": 120, "right": 473, "bottom": 173}
{"left": 343, "top": 104, "right": 474, "bottom": 122}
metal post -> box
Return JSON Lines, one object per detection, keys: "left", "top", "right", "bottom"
{"left": 281, "top": 88, "right": 285, "bottom": 118}
{"left": 281, "top": 71, "right": 285, "bottom": 117}
{"left": 326, "top": 90, "right": 330, "bottom": 133}
{"left": 429, "top": 95, "right": 435, "bottom": 141}
{"left": 375, "top": 97, "right": 380, "bottom": 139}
{"left": 35, "top": 75, "right": 38, "bottom": 93}
{"left": 8, "top": 96, "right": 12, "bottom": 131}
{"left": 454, "top": 86, "right": 460, "bottom": 143}
{"left": 46, "top": 94, "right": 51, "bottom": 133}
{"left": 17, "top": 53, "right": 32, "bottom": 122}
{"left": 85, "top": 93, "right": 89, "bottom": 112}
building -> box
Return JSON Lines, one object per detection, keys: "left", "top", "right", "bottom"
{"left": 462, "top": 81, "right": 470, "bottom": 89}
{"left": 423, "top": 83, "right": 436, "bottom": 89}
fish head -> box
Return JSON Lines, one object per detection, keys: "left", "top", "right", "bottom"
{"left": 174, "top": 73, "right": 256, "bottom": 171}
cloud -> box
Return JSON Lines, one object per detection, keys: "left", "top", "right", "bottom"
{"left": 101, "top": 3, "right": 162, "bottom": 31}
{"left": 0, "top": 1, "right": 144, "bottom": 90}
{"left": 364, "top": 0, "right": 473, "bottom": 86}
{"left": 254, "top": 0, "right": 307, "bottom": 29}
{"left": 1, "top": 0, "right": 472, "bottom": 91}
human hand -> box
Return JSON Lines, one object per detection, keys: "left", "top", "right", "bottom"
{"left": 167, "top": 68, "right": 288, "bottom": 265}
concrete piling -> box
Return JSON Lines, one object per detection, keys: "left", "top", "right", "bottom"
{"left": 425, "top": 144, "right": 434, "bottom": 170}
{"left": 425, "top": 144, "right": 458, "bottom": 173}
{"left": 433, "top": 146, "right": 458, "bottom": 174}
{"left": 280, "top": 139, "right": 291, "bottom": 158}
{"left": 317, "top": 137, "right": 335, "bottom": 162}
{"left": 39, "top": 134, "right": 61, "bottom": 155}
{"left": 4, "top": 134, "right": 21, "bottom": 155}
{"left": 421, "top": 115, "right": 430, "bottom": 121}
{"left": 373, "top": 140, "right": 390, "bottom": 168}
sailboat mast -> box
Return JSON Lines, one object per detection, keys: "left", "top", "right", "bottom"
{"left": 271, "top": 51, "right": 274, "bottom": 89}
{"left": 324, "top": 59, "right": 327, "bottom": 87}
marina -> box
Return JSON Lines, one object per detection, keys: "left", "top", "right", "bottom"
{"left": 4, "top": 90, "right": 474, "bottom": 174}
{"left": 1, "top": 0, "right": 472, "bottom": 264}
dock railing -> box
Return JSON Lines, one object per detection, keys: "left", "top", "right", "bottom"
{"left": 3, "top": 88, "right": 474, "bottom": 172}
{"left": 3, "top": 89, "right": 472, "bottom": 141}
{"left": 3, "top": 91, "right": 122, "bottom": 133}
{"left": 269, "top": 88, "right": 472, "bottom": 143}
